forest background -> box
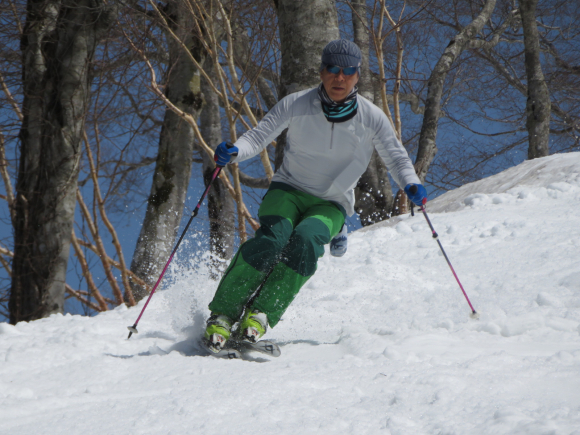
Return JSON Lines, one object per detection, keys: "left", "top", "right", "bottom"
{"left": 0, "top": 0, "right": 578, "bottom": 323}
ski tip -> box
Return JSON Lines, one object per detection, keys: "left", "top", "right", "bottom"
{"left": 470, "top": 311, "right": 480, "bottom": 320}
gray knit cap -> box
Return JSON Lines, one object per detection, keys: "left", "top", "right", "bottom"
{"left": 320, "top": 39, "right": 362, "bottom": 71}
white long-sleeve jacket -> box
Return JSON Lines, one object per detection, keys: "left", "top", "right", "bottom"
{"left": 232, "top": 87, "right": 420, "bottom": 216}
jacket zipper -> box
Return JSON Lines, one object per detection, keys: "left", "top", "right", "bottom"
{"left": 330, "top": 123, "right": 335, "bottom": 149}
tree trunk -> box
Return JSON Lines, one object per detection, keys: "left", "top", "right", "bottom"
{"left": 274, "top": 0, "right": 339, "bottom": 168}
{"left": 352, "top": 0, "right": 394, "bottom": 226}
{"left": 199, "top": 58, "right": 235, "bottom": 278}
{"left": 129, "top": 8, "right": 206, "bottom": 302}
{"left": 519, "top": 0, "right": 551, "bottom": 159}
{"left": 414, "top": 0, "right": 497, "bottom": 183}
{"left": 351, "top": 0, "right": 373, "bottom": 102}
{"left": 10, "top": 0, "right": 113, "bottom": 323}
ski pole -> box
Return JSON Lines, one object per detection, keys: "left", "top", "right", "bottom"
{"left": 409, "top": 186, "right": 479, "bottom": 319}
{"left": 127, "top": 165, "right": 223, "bottom": 339}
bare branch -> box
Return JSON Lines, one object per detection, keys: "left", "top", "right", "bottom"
{"left": 65, "top": 285, "right": 105, "bottom": 312}
{"left": 122, "top": 27, "right": 259, "bottom": 231}
{"left": 75, "top": 238, "right": 151, "bottom": 292}
{"left": 540, "top": 36, "right": 580, "bottom": 75}
{"left": 415, "top": 0, "right": 498, "bottom": 183}
{"left": 71, "top": 229, "right": 109, "bottom": 311}
{"left": 467, "top": 9, "right": 519, "bottom": 50}
{"left": 83, "top": 131, "right": 135, "bottom": 306}
{"left": 76, "top": 188, "right": 125, "bottom": 306}
{"left": 228, "top": 166, "right": 270, "bottom": 189}
{"left": 0, "top": 70, "right": 23, "bottom": 121}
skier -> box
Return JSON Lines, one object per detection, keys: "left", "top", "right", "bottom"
{"left": 203, "top": 39, "right": 427, "bottom": 353}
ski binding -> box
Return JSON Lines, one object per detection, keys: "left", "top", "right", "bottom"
{"left": 201, "top": 338, "right": 242, "bottom": 359}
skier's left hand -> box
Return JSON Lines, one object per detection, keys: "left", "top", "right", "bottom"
{"left": 404, "top": 183, "right": 428, "bottom": 206}
{"left": 330, "top": 224, "right": 348, "bottom": 257}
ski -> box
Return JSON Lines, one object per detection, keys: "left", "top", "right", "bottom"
{"left": 211, "top": 347, "right": 242, "bottom": 359}
{"left": 201, "top": 339, "right": 242, "bottom": 359}
{"left": 232, "top": 338, "right": 281, "bottom": 358}
{"left": 201, "top": 338, "right": 281, "bottom": 359}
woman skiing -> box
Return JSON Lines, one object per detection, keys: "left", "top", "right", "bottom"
{"left": 203, "top": 39, "right": 427, "bottom": 353}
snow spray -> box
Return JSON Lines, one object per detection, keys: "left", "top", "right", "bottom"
{"left": 127, "top": 166, "right": 223, "bottom": 338}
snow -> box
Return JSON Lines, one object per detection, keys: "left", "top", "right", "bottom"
{"left": 2, "top": 153, "right": 580, "bottom": 435}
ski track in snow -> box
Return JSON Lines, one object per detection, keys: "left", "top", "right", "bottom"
{"left": 2, "top": 153, "right": 580, "bottom": 435}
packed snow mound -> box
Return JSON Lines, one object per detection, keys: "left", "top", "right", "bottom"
{"left": 428, "top": 152, "right": 580, "bottom": 213}
{"left": 1, "top": 153, "right": 580, "bottom": 435}
{"left": 365, "top": 152, "right": 580, "bottom": 233}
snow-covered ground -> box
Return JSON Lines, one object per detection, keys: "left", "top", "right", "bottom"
{"left": 2, "top": 153, "right": 580, "bottom": 435}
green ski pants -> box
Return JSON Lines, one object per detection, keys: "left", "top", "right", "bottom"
{"left": 208, "top": 182, "right": 346, "bottom": 327}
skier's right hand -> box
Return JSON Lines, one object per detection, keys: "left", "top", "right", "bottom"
{"left": 214, "top": 141, "right": 239, "bottom": 167}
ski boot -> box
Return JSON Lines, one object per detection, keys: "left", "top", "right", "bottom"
{"left": 239, "top": 309, "right": 268, "bottom": 343}
{"left": 203, "top": 313, "right": 233, "bottom": 353}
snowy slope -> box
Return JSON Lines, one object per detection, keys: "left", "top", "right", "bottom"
{"left": 2, "top": 153, "right": 580, "bottom": 435}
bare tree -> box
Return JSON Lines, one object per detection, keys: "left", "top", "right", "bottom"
{"left": 424, "top": 0, "right": 578, "bottom": 190}
{"left": 1, "top": 0, "right": 156, "bottom": 318}
{"left": 414, "top": 0, "right": 498, "bottom": 184}
{"left": 519, "top": 0, "right": 550, "bottom": 159}
{"left": 199, "top": 57, "right": 235, "bottom": 277}
{"left": 127, "top": 3, "right": 208, "bottom": 302}
{"left": 121, "top": 0, "right": 268, "bottom": 283}
{"left": 9, "top": 0, "right": 118, "bottom": 323}
{"left": 351, "top": 0, "right": 394, "bottom": 225}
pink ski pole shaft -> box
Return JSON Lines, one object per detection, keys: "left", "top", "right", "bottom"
{"left": 127, "top": 166, "right": 222, "bottom": 338}
{"left": 418, "top": 205, "right": 478, "bottom": 318}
